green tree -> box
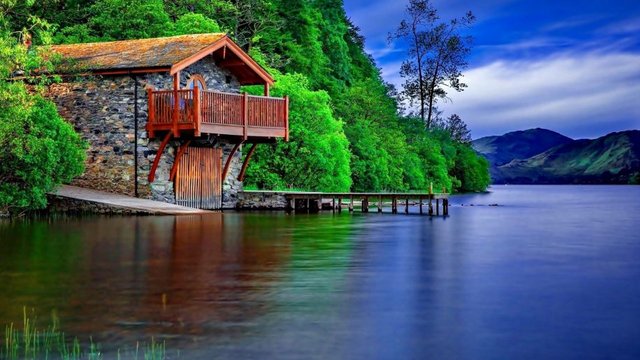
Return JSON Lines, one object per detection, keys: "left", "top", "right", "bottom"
{"left": 441, "top": 113, "right": 471, "bottom": 144}
{"left": 0, "top": 14, "right": 86, "bottom": 215}
{"left": 69, "top": 0, "right": 172, "bottom": 41}
{"left": 390, "top": 0, "right": 475, "bottom": 128}
{"left": 336, "top": 79, "right": 408, "bottom": 191}
{"left": 169, "top": 13, "right": 221, "bottom": 35}
{"left": 450, "top": 143, "right": 490, "bottom": 192}
{"left": 245, "top": 71, "right": 351, "bottom": 192}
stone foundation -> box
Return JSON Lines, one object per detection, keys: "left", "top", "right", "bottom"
{"left": 237, "top": 191, "right": 288, "bottom": 209}
{"left": 46, "top": 195, "right": 154, "bottom": 215}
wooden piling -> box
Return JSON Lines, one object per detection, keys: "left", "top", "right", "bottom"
{"left": 277, "top": 191, "right": 448, "bottom": 217}
{"left": 428, "top": 196, "right": 434, "bottom": 216}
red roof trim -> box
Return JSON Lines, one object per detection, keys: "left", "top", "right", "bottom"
{"left": 170, "top": 35, "right": 274, "bottom": 86}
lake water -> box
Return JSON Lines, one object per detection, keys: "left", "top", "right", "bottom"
{"left": 1, "top": 185, "right": 639, "bottom": 359}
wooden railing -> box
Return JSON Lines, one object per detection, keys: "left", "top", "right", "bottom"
{"left": 147, "top": 88, "right": 289, "bottom": 140}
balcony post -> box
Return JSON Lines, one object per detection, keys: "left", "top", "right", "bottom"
{"left": 193, "top": 86, "right": 201, "bottom": 137}
{"left": 146, "top": 87, "right": 155, "bottom": 139}
{"left": 284, "top": 95, "right": 289, "bottom": 142}
{"left": 243, "top": 92, "right": 248, "bottom": 141}
{"left": 172, "top": 72, "right": 180, "bottom": 138}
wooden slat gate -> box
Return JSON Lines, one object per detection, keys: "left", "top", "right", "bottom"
{"left": 175, "top": 146, "right": 222, "bottom": 209}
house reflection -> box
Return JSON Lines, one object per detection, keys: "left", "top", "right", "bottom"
{"left": 0, "top": 214, "right": 292, "bottom": 343}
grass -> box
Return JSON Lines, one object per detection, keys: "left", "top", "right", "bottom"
{"left": 2, "top": 307, "right": 169, "bottom": 360}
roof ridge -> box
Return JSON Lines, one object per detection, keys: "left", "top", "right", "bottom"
{"left": 49, "top": 33, "right": 227, "bottom": 48}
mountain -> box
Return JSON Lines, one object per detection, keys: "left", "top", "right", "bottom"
{"left": 473, "top": 129, "right": 640, "bottom": 184}
{"left": 472, "top": 128, "right": 573, "bottom": 166}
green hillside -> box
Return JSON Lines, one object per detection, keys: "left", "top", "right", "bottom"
{"left": 483, "top": 130, "right": 640, "bottom": 184}
{"left": 473, "top": 128, "right": 573, "bottom": 166}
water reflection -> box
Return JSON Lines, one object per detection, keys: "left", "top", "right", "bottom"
{"left": 0, "top": 213, "right": 357, "bottom": 356}
{"left": 1, "top": 186, "right": 640, "bottom": 359}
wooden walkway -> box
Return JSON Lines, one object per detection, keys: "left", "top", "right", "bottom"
{"left": 263, "top": 191, "right": 449, "bottom": 216}
{"left": 52, "top": 185, "right": 213, "bottom": 215}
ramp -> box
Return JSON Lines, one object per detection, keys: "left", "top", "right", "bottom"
{"left": 52, "top": 185, "right": 213, "bottom": 215}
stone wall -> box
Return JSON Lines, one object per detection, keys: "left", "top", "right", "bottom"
{"left": 47, "top": 57, "right": 245, "bottom": 209}
{"left": 48, "top": 77, "right": 138, "bottom": 196}
{"left": 46, "top": 195, "right": 154, "bottom": 215}
{"left": 237, "top": 191, "right": 289, "bottom": 209}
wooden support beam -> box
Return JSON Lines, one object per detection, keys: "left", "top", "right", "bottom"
{"left": 169, "top": 140, "right": 191, "bottom": 181}
{"left": 419, "top": 196, "right": 423, "bottom": 215}
{"left": 237, "top": 143, "right": 258, "bottom": 182}
{"left": 264, "top": 83, "right": 270, "bottom": 97}
{"left": 378, "top": 195, "right": 382, "bottom": 213}
{"left": 338, "top": 197, "right": 342, "bottom": 213}
{"left": 332, "top": 198, "right": 336, "bottom": 212}
{"left": 148, "top": 132, "right": 172, "bottom": 183}
{"left": 222, "top": 141, "right": 242, "bottom": 182}
{"left": 405, "top": 198, "right": 409, "bottom": 214}
{"left": 436, "top": 199, "right": 440, "bottom": 216}
{"left": 443, "top": 198, "right": 449, "bottom": 216}
{"left": 349, "top": 196, "right": 354, "bottom": 212}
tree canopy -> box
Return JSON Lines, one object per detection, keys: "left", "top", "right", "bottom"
{"left": 390, "top": 0, "right": 475, "bottom": 129}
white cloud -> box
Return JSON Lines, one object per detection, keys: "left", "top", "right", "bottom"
{"left": 440, "top": 51, "right": 640, "bottom": 138}
{"left": 601, "top": 17, "right": 640, "bottom": 35}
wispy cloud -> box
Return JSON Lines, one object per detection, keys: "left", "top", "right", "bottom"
{"left": 541, "top": 16, "right": 601, "bottom": 32}
{"left": 443, "top": 51, "right": 640, "bottom": 138}
{"left": 477, "top": 37, "right": 575, "bottom": 52}
{"left": 365, "top": 43, "right": 404, "bottom": 59}
{"left": 601, "top": 16, "right": 640, "bottom": 35}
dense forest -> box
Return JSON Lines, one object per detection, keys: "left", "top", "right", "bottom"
{"left": 1, "top": 0, "right": 489, "bottom": 212}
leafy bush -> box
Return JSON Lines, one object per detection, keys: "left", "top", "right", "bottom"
{"left": 0, "top": 89, "right": 86, "bottom": 214}
{"left": 0, "top": 19, "right": 86, "bottom": 215}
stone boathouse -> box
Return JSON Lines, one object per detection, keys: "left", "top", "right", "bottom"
{"left": 45, "top": 33, "right": 289, "bottom": 209}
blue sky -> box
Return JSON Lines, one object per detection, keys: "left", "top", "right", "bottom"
{"left": 343, "top": 0, "right": 640, "bottom": 139}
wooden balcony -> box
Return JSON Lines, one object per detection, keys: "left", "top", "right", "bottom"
{"left": 146, "top": 87, "right": 289, "bottom": 141}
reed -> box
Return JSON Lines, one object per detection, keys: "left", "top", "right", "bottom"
{"left": 1, "top": 307, "right": 172, "bottom": 360}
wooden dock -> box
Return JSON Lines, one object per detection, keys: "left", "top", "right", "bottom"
{"left": 280, "top": 191, "right": 449, "bottom": 216}
{"left": 52, "top": 185, "right": 213, "bottom": 215}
